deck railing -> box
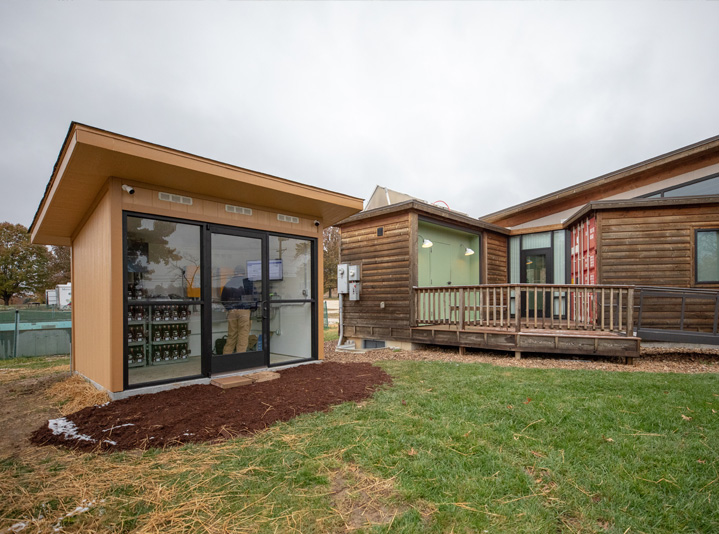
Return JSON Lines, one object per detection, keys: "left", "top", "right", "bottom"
{"left": 413, "top": 284, "right": 635, "bottom": 336}
{"left": 636, "top": 286, "right": 719, "bottom": 345}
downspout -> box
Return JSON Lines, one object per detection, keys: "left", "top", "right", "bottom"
{"left": 336, "top": 294, "right": 355, "bottom": 349}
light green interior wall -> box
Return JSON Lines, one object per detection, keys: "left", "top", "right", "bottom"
{"left": 418, "top": 221, "right": 480, "bottom": 287}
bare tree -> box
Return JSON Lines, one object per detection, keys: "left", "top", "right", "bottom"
{"left": 323, "top": 226, "right": 340, "bottom": 297}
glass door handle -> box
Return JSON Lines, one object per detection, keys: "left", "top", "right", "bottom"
{"left": 261, "top": 301, "right": 269, "bottom": 319}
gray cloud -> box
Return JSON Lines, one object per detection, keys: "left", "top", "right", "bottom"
{"left": 1, "top": 1, "right": 718, "bottom": 226}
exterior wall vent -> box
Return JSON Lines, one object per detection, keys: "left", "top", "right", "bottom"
{"left": 277, "top": 214, "right": 300, "bottom": 224}
{"left": 363, "top": 339, "right": 386, "bottom": 349}
{"left": 158, "top": 192, "right": 193, "bottom": 206}
{"left": 225, "top": 204, "right": 252, "bottom": 216}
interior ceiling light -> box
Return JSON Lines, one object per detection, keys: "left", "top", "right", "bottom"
{"left": 419, "top": 235, "right": 433, "bottom": 248}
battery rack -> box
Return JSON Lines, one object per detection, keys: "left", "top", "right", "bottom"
{"left": 126, "top": 304, "right": 192, "bottom": 367}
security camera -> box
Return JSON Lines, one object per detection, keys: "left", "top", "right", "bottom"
{"left": 122, "top": 184, "right": 135, "bottom": 195}
{"left": 314, "top": 220, "right": 320, "bottom": 227}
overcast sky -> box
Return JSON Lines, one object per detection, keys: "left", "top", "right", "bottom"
{"left": 2, "top": 1, "right": 718, "bottom": 227}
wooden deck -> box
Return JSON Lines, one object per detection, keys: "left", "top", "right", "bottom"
{"left": 412, "top": 284, "right": 640, "bottom": 360}
{"left": 410, "top": 324, "right": 640, "bottom": 360}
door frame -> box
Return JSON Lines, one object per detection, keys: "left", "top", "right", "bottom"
{"left": 520, "top": 247, "right": 553, "bottom": 315}
{"left": 204, "top": 225, "right": 270, "bottom": 375}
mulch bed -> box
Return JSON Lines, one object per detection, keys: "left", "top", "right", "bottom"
{"left": 31, "top": 362, "right": 392, "bottom": 452}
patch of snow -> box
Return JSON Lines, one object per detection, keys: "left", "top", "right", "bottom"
{"left": 6, "top": 521, "right": 27, "bottom": 533}
{"left": 51, "top": 499, "right": 104, "bottom": 532}
{"left": 47, "top": 418, "right": 116, "bottom": 446}
{"left": 48, "top": 418, "right": 96, "bottom": 444}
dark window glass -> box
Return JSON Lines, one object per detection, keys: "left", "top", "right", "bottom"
{"left": 697, "top": 230, "right": 719, "bottom": 283}
{"left": 664, "top": 176, "right": 719, "bottom": 198}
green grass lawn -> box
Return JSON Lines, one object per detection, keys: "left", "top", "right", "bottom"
{"left": 324, "top": 325, "right": 339, "bottom": 342}
{"left": 2, "top": 359, "right": 717, "bottom": 533}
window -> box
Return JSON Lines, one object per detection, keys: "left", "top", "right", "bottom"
{"left": 697, "top": 230, "right": 719, "bottom": 283}
{"left": 639, "top": 173, "right": 719, "bottom": 199}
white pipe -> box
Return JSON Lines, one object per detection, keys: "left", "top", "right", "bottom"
{"left": 337, "top": 293, "right": 344, "bottom": 347}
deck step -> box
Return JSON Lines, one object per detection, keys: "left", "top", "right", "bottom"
{"left": 211, "top": 375, "right": 254, "bottom": 389}
{"left": 211, "top": 371, "right": 281, "bottom": 389}
{"left": 250, "top": 371, "right": 281, "bottom": 383}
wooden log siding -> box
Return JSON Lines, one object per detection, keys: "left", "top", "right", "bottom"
{"left": 340, "top": 214, "right": 412, "bottom": 335}
{"left": 599, "top": 206, "right": 719, "bottom": 287}
{"left": 414, "top": 284, "right": 635, "bottom": 336}
{"left": 485, "top": 232, "right": 508, "bottom": 284}
{"left": 598, "top": 205, "right": 719, "bottom": 332}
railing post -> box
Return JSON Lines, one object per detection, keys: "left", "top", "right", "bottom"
{"left": 459, "top": 288, "right": 465, "bottom": 330}
{"left": 680, "top": 295, "right": 686, "bottom": 331}
{"left": 515, "top": 285, "right": 522, "bottom": 332}
{"left": 412, "top": 288, "right": 418, "bottom": 327}
{"left": 626, "top": 287, "right": 634, "bottom": 337}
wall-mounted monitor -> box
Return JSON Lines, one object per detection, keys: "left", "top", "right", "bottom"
{"left": 247, "top": 259, "right": 283, "bottom": 281}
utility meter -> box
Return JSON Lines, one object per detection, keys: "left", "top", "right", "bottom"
{"left": 337, "top": 263, "right": 349, "bottom": 294}
{"left": 348, "top": 264, "right": 361, "bottom": 281}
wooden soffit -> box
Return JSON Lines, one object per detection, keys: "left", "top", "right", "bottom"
{"left": 30, "top": 123, "right": 363, "bottom": 245}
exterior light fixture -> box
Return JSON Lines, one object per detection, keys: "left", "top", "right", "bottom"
{"left": 418, "top": 235, "right": 433, "bottom": 248}
{"left": 461, "top": 245, "right": 475, "bottom": 256}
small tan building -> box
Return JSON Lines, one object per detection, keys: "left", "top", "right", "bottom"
{"left": 30, "top": 123, "right": 362, "bottom": 395}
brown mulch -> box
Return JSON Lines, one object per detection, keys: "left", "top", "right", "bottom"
{"left": 31, "top": 362, "right": 391, "bottom": 453}
{"left": 324, "top": 341, "right": 719, "bottom": 374}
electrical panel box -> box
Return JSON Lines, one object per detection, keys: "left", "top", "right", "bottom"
{"left": 337, "top": 263, "right": 349, "bottom": 294}
{"left": 349, "top": 281, "right": 361, "bottom": 301}
{"left": 348, "top": 264, "right": 361, "bottom": 281}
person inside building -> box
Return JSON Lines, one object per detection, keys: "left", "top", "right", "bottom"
{"left": 221, "top": 266, "right": 255, "bottom": 354}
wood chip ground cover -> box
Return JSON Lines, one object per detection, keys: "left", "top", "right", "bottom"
{"left": 31, "top": 362, "right": 392, "bottom": 452}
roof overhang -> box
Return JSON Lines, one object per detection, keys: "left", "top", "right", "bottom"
{"left": 480, "top": 133, "right": 719, "bottom": 226}
{"left": 30, "top": 123, "right": 364, "bottom": 245}
{"left": 563, "top": 195, "right": 719, "bottom": 227}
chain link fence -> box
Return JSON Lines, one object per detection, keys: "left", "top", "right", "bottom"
{"left": 0, "top": 306, "right": 72, "bottom": 358}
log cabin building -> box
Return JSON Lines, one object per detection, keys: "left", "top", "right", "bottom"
{"left": 338, "top": 134, "right": 719, "bottom": 356}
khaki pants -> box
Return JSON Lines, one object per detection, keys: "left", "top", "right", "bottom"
{"left": 224, "top": 309, "right": 251, "bottom": 354}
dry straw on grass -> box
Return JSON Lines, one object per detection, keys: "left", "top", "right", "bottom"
{"left": 45, "top": 374, "right": 110, "bottom": 415}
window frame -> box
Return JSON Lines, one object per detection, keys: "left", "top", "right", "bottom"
{"left": 638, "top": 172, "right": 719, "bottom": 199}
{"left": 695, "top": 228, "right": 719, "bottom": 285}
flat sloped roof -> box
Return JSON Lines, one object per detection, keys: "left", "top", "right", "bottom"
{"left": 30, "top": 123, "right": 363, "bottom": 245}
{"left": 481, "top": 133, "right": 719, "bottom": 226}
